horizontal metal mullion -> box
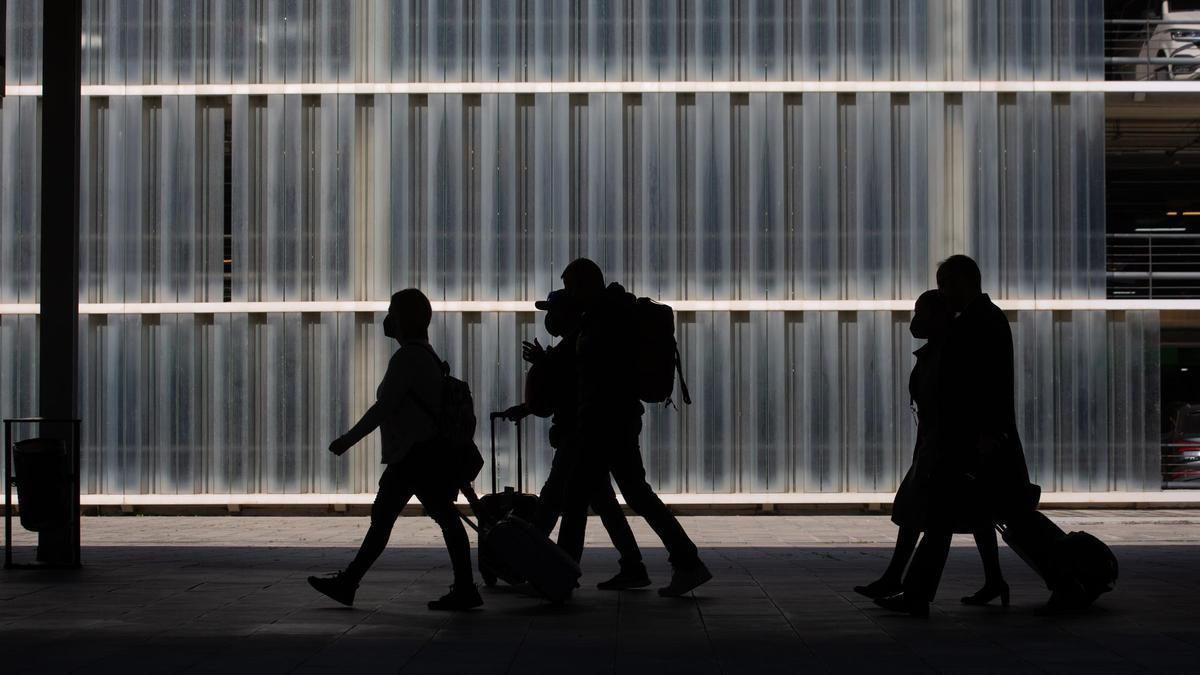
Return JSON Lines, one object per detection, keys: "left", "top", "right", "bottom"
{"left": 3, "top": 299, "right": 1200, "bottom": 315}
{"left": 7, "top": 81, "right": 1200, "bottom": 97}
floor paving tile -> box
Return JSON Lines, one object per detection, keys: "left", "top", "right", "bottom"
{"left": 2, "top": 512, "right": 1199, "bottom": 673}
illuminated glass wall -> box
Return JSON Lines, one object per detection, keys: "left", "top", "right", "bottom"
{"left": 1, "top": 1, "right": 1161, "bottom": 497}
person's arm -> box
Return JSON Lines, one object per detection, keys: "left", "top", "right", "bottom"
{"left": 330, "top": 352, "right": 405, "bottom": 455}
{"left": 329, "top": 403, "right": 387, "bottom": 455}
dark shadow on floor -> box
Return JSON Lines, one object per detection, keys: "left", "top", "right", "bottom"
{"left": 2, "top": 545, "right": 1199, "bottom": 674}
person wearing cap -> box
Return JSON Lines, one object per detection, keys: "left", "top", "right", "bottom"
{"left": 560, "top": 258, "right": 712, "bottom": 597}
{"left": 504, "top": 289, "right": 649, "bottom": 590}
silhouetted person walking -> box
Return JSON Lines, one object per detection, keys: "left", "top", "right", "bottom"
{"left": 877, "top": 256, "right": 1026, "bottom": 617}
{"left": 856, "top": 289, "right": 1007, "bottom": 605}
{"left": 503, "top": 289, "right": 649, "bottom": 589}
{"left": 308, "top": 289, "right": 482, "bottom": 611}
{"left": 561, "top": 258, "right": 712, "bottom": 597}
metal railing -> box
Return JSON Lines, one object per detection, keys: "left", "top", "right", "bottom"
{"left": 1107, "top": 233, "right": 1200, "bottom": 298}
{"left": 1105, "top": 18, "right": 1200, "bottom": 81}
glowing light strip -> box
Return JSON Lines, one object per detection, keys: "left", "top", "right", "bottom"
{"left": 6, "top": 80, "right": 1200, "bottom": 97}
{"left": 2, "top": 299, "right": 1200, "bottom": 316}
{"left": 28, "top": 490, "right": 1200, "bottom": 507}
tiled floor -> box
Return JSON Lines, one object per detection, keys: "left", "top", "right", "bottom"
{"left": 2, "top": 511, "right": 1199, "bottom": 674}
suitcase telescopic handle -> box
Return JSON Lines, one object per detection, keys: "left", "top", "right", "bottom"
{"left": 489, "top": 413, "right": 500, "bottom": 494}
{"left": 488, "top": 411, "right": 523, "bottom": 493}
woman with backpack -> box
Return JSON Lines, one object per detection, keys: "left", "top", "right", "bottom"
{"left": 308, "top": 289, "right": 483, "bottom": 611}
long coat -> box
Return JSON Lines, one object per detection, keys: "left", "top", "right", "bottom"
{"left": 891, "top": 341, "right": 941, "bottom": 530}
{"left": 927, "top": 294, "right": 1033, "bottom": 531}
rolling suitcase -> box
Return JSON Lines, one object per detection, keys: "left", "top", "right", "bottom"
{"left": 476, "top": 412, "right": 540, "bottom": 586}
{"left": 460, "top": 483, "right": 581, "bottom": 603}
{"left": 997, "top": 509, "right": 1118, "bottom": 610}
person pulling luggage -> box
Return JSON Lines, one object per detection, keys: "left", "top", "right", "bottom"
{"left": 308, "top": 289, "right": 484, "bottom": 611}
{"left": 561, "top": 258, "right": 712, "bottom": 597}
{"left": 875, "top": 256, "right": 1029, "bottom": 617}
{"left": 503, "top": 288, "right": 650, "bottom": 590}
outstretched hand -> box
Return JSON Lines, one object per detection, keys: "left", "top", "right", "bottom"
{"left": 328, "top": 435, "right": 353, "bottom": 456}
{"left": 503, "top": 404, "right": 530, "bottom": 422}
{"left": 522, "top": 338, "right": 546, "bottom": 364}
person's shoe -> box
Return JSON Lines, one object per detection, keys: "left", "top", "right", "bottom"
{"left": 597, "top": 563, "right": 652, "bottom": 591}
{"left": 658, "top": 561, "right": 713, "bottom": 597}
{"left": 307, "top": 571, "right": 358, "bottom": 607}
{"left": 427, "top": 584, "right": 484, "bottom": 611}
{"left": 961, "top": 581, "right": 1010, "bottom": 607}
{"left": 853, "top": 577, "right": 903, "bottom": 600}
{"left": 874, "top": 592, "right": 930, "bottom": 618}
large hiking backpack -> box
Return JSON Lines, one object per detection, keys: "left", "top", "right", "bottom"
{"left": 631, "top": 297, "right": 692, "bottom": 406}
{"left": 412, "top": 346, "right": 484, "bottom": 483}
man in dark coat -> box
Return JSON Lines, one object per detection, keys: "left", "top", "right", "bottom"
{"left": 562, "top": 258, "right": 712, "bottom": 597}
{"left": 877, "top": 255, "right": 1029, "bottom": 616}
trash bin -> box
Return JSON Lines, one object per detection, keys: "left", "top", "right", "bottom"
{"left": 12, "top": 438, "right": 72, "bottom": 532}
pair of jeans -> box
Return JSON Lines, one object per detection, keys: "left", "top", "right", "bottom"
{"left": 572, "top": 415, "right": 700, "bottom": 569}
{"left": 346, "top": 461, "right": 473, "bottom": 586}
{"left": 534, "top": 438, "right": 642, "bottom": 567}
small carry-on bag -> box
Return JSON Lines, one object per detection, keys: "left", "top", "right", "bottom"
{"left": 459, "top": 483, "right": 581, "bottom": 603}
{"left": 476, "top": 412, "right": 540, "bottom": 586}
{"left": 997, "top": 510, "right": 1118, "bottom": 610}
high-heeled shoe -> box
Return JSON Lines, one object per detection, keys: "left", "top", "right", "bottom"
{"left": 873, "top": 592, "right": 930, "bottom": 618}
{"left": 961, "top": 581, "right": 1010, "bottom": 607}
{"left": 853, "top": 577, "right": 903, "bottom": 600}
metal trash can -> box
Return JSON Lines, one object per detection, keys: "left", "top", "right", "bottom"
{"left": 12, "top": 438, "right": 72, "bottom": 532}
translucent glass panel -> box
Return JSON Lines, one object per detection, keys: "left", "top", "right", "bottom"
{"left": 56, "top": 309, "right": 1163, "bottom": 495}
{"left": 67, "top": 91, "right": 1108, "bottom": 305}
{"left": 8, "top": 1, "right": 1104, "bottom": 87}
{"left": 1, "top": 0, "right": 1160, "bottom": 497}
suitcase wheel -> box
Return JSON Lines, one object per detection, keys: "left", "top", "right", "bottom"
{"left": 482, "top": 570, "right": 498, "bottom": 587}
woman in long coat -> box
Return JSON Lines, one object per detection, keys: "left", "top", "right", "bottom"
{"left": 854, "top": 289, "right": 1010, "bottom": 606}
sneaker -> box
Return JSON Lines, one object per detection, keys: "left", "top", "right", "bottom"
{"left": 597, "top": 564, "right": 652, "bottom": 591}
{"left": 307, "top": 571, "right": 358, "bottom": 607}
{"left": 428, "top": 584, "right": 484, "bottom": 611}
{"left": 657, "top": 561, "right": 713, "bottom": 597}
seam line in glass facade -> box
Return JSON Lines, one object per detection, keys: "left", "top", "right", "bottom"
{"left": 2, "top": 300, "right": 1199, "bottom": 315}
{"left": 7, "top": 82, "right": 1200, "bottom": 97}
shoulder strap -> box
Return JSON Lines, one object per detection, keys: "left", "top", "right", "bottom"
{"left": 673, "top": 346, "right": 692, "bottom": 405}
{"left": 405, "top": 343, "right": 446, "bottom": 423}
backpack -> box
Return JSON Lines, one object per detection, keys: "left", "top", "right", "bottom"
{"left": 411, "top": 346, "right": 484, "bottom": 484}
{"left": 630, "top": 296, "right": 692, "bottom": 407}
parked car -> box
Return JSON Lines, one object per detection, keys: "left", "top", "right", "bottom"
{"left": 1136, "top": 1, "right": 1200, "bottom": 80}
{"left": 1163, "top": 404, "right": 1200, "bottom": 486}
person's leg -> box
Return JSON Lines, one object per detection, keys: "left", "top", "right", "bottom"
{"left": 606, "top": 436, "right": 699, "bottom": 569}
{"left": 416, "top": 483, "right": 483, "bottom": 610}
{"left": 961, "top": 525, "right": 1009, "bottom": 606}
{"left": 416, "top": 488, "right": 474, "bottom": 587}
{"left": 591, "top": 478, "right": 643, "bottom": 567}
{"left": 556, "top": 454, "right": 597, "bottom": 563}
{"left": 345, "top": 466, "right": 412, "bottom": 584}
{"left": 590, "top": 476, "right": 651, "bottom": 590}
{"left": 884, "top": 527, "right": 920, "bottom": 581}
{"left": 972, "top": 526, "right": 1005, "bottom": 586}
{"left": 855, "top": 526, "right": 918, "bottom": 598}
{"left": 902, "top": 529, "right": 952, "bottom": 603}
{"left": 310, "top": 465, "right": 410, "bottom": 606}
{"left": 532, "top": 444, "right": 577, "bottom": 535}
